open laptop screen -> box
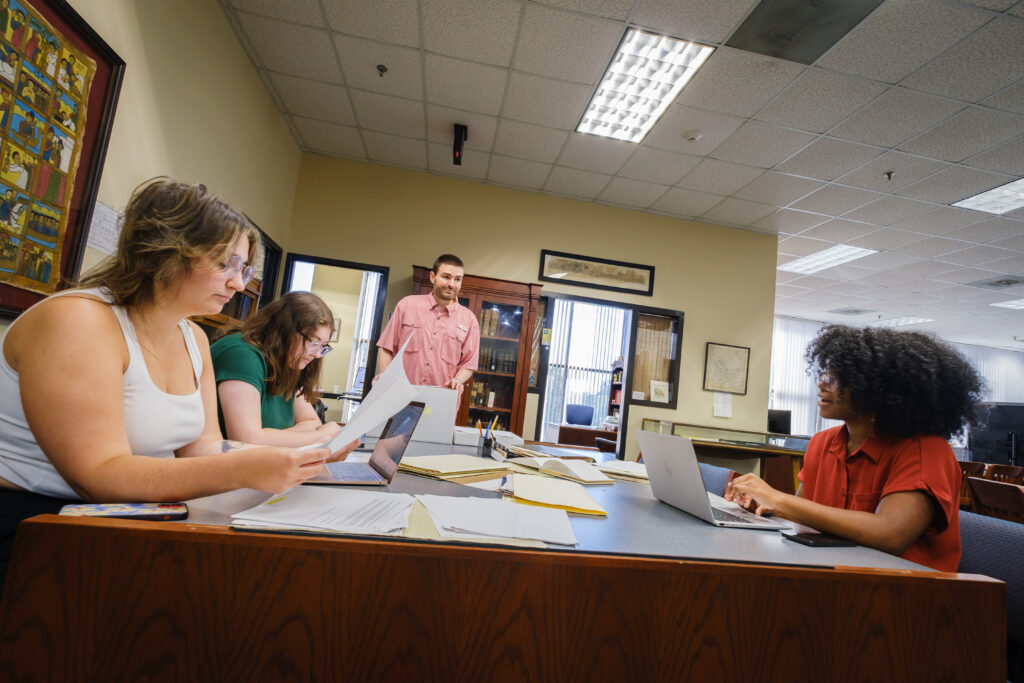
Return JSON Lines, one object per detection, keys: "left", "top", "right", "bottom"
{"left": 370, "top": 401, "right": 425, "bottom": 481}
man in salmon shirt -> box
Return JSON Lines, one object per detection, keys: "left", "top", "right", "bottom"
{"left": 376, "top": 254, "right": 480, "bottom": 408}
{"left": 725, "top": 325, "right": 982, "bottom": 572}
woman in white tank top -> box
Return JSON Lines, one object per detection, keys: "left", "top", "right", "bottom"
{"left": 0, "top": 178, "right": 354, "bottom": 590}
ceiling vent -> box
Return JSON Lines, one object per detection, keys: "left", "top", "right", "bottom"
{"left": 965, "top": 275, "right": 1024, "bottom": 290}
{"left": 827, "top": 307, "right": 876, "bottom": 316}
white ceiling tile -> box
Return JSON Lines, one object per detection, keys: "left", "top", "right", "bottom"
{"left": 829, "top": 89, "right": 965, "bottom": 148}
{"left": 895, "top": 165, "right": 1015, "bottom": 204}
{"left": 427, "top": 142, "right": 489, "bottom": 179}
{"left": 650, "top": 187, "right": 724, "bottom": 218}
{"left": 487, "top": 155, "right": 553, "bottom": 190}
{"left": 237, "top": 13, "right": 342, "bottom": 82}
{"left": 774, "top": 137, "right": 883, "bottom": 181}
{"left": 349, "top": 90, "right": 425, "bottom": 138}
{"left": 492, "top": 120, "right": 569, "bottom": 163}
{"left": 267, "top": 73, "right": 355, "bottom": 125}
{"left": 952, "top": 0, "right": 1017, "bottom": 11}
{"left": 900, "top": 18, "right": 1024, "bottom": 103}
{"left": 710, "top": 121, "right": 817, "bottom": 169}
{"left": 421, "top": 0, "right": 521, "bottom": 66}
{"left": 362, "top": 130, "right": 427, "bottom": 169}
{"left": 323, "top": 0, "right": 420, "bottom": 46}
{"left": 989, "top": 230, "right": 1024, "bottom": 252}
{"left": 937, "top": 244, "right": 1016, "bottom": 267}
{"left": 892, "top": 206, "right": 988, "bottom": 235}
{"left": 674, "top": 47, "right": 803, "bottom": 118}
{"left": 291, "top": 117, "right": 365, "bottom": 157}
{"left": 425, "top": 106, "right": 498, "bottom": 151}
{"left": 1011, "top": 1, "right": 1024, "bottom": 17}
{"left": 424, "top": 55, "right": 507, "bottom": 116}
{"left": 816, "top": 0, "right": 990, "bottom": 83}
{"left": 513, "top": 5, "right": 624, "bottom": 84}
{"left": 982, "top": 81, "right": 1024, "bottom": 115}
{"left": 789, "top": 184, "right": 882, "bottom": 216}
{"left": 819, "top": 263, "right": 875, "bottom": 281}
{"left": 963, "top": 135, "right": 1024, "bottom": 176}
{"left": 230, "top": 0, "right": 324, "bottom": 25}
{"left": 836, "top": 151, "right": 948, "bottom": 192}
{"left": 846, "top": 228, "right": 928, "bottom": 251}
{"left": 988, "top": 254, "right": 1024, "bottom": 275}
{"left": 778, "top": 235, "right": 836, "bottom": 256}
{"left": 335, "top": 36, "right": 422, "bottom": 100}
{"left": 617, "top": 148, "right": 701, "bottom": 185}
{"left": 842, "top": 196, "right": 933, "bottom": 226}
{"left": 891, "top": 235, "right": 971, "bottom": 257}
{"left": 557, "top": 134, "right": 637, "bottom": 174}
{"left": 755, "top": 69, "right": 886, "bottom": 133}
{"left": 891, "top": 258, "right": 964, "bottom": 278}
{"left": 631, "top": 0, "right": 760, "bottom": 43}
{"left": 734, "top": 172, "right": 823, "bottom": 205}
{"left": 928, "top": 266, "right": 1003, "bottom": 284}
{"left": 644, "top": 105, "right": 745, "bottom": 156}
{"left": 678, "top": 159, "right": 763, "bottom": 194}
{"left": 799, "top": 218, "right": 877, "bottom": 243}
{"left": 752, "top": 209, "right": 829, "bottom": 233}
{"left": 544, "top": 166, "right": 612, "bottom": 199}
{"left": 898, "top": 107, "right": 1024, "bottom": 162}
{"left": 942, "top": 217, "right": 1024, "bottom": 245}
{"left": 701, "top": 198, "right": 776, "bottom": 226}
{"left": 502, "top": 72, "right": 594, "bottom": 129}
{"left": 540, "top": 0, "right": 635, "bottom": 20}
{"left": 597, "top": 178, "right": 670, "bottom": 209}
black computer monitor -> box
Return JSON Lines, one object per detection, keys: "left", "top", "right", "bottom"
{"left": 968, "top": 402, "right": 1024, "bottom": 466}
{"left": 767, "top": 409, "right": 791, "bottom": 435}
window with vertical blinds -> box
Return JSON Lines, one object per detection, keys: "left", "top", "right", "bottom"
{"left": 541, "top": 299, "right": 627, "bottom": 439}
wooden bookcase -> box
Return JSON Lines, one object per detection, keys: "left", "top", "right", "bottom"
{"left": 413, "top": 266, "right": 541, "bottom": 435}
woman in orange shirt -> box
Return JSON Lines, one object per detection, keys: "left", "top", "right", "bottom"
{"left": 727, "top": 325, "right": 982, "bottom": 571}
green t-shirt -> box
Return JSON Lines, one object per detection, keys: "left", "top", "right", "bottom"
{"left": 210, "top": 333, "right": 295, "bottom": 432}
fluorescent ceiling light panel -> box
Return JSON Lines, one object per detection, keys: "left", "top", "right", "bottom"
{"left": 777, "top": 245, "right": 877, "bottom": 274}
{"left": 576, "top": 28, "right": 714, "bottom": 143}
{"left": 867, "top": 317, "right": 934, "bottom": 327}
{"left": 990, "top": 299, "right": 1024, "bottom": 310}
{"left": 952, "top": 177, "right": 1024, "bottom": 215}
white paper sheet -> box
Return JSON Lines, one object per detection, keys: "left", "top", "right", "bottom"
{"left": 416, "top": 494, "right": 577, "bottom": 546}
{"left": 232, "top": 487, "right": 415, "bottom": 535}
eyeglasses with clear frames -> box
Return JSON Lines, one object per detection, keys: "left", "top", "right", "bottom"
{"left": 301, "top": 333, "right": 333, "bottom": 358}
{"left": 218, "top": 254, "right": 255, "bottom": 286}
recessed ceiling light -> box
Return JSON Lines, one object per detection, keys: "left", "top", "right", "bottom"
{"left": 576, "top": 28, "right": 714, "bottom": 143}
{"left": 777, "top": 245, "right": 877, "bottom": 274}
{"left": 952, "top": 177, "right": 1024, "bottom": 215}
{"left": 867, "top": 316, "right": 935, "bottom": 327}
{"left": 991, "top": 299, "right": 1024, "bottom": 310}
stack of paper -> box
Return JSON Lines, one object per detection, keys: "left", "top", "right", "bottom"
{"left": 231, "top": 487, "right": 415, "bottom": 536}
{"left": 507, "top": 456, "right": 613, "bottom": 485}
{"left": 399, "top": 454, "right": 508, "bottom": 480}
{"left": 507, "top": 473, "right": 606, "bottom": 516}
{"left": 416, "top": 494, "right": 577, "bottom": 545}
{"left": 507, "top": 444, "right": 597, "bottom": 462}
{"left": 596, "top": 460, "right": 649, "bottom": 481}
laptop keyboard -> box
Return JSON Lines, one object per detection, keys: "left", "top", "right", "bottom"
{"left": 712, "top": 507, "right": 763, "bottom": 525}
{"left": 326, "top": 462, "right": 383, "bottom": 482}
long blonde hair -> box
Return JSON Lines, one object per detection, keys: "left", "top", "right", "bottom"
{"left": 79, "top": 177, "right": 257, "bottom": 308}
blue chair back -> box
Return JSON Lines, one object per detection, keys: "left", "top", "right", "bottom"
{"left": 565, "top": 403, "right": 594, "bottom": 426}
{"left": 698, "top": 462, "right": 734, "bottom": 497}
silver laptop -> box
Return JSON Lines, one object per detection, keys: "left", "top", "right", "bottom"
{"left": 305, "top": 401, "right": 425, "bottom": 486}
{"left": 636, "top": 431, "right": 787, "bottom": 530}
{"left": 366, "top": 386, "right": 456, "bottom": 444}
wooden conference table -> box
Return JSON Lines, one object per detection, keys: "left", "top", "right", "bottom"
{"left": 0, "top": 442, "right": 1005, "bottom": 682}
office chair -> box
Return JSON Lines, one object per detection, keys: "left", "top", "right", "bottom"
{"left": 698, "top": 462, "right": 736, "bottom": 497}
{"left": 958, "top": 460, "right": 986, "bottom": 509}
{"left": 968, "top": 476, "right": 1024, "bottom": 523}
{"left": 565, "top": 403, "right": 594, "bottom": 426}
{"left": 986, "top": 463, "right": 1024, "bottom": 485}
{"left": 959, "top": 511, "right": 1024, "bottom": 682}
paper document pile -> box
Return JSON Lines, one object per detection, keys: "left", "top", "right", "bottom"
{"left": 416, "top": 494, "right": 577, "bottom": 545}
{"left": 399, "top": 454, "right": 507, "bottom": 480}
{"left": 507, "top": 473, "right": 607, "bottom": 516}
{"left": 596, "top": 460, "right": 649, "bottom": 481}
{"left": 231, "top": 487, "right": 415, "bottom": 536}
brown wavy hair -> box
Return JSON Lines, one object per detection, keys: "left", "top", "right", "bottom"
{"left": 79, "top": 177, "right": 258, "bottom": 308}
{"left": 218, "top": 291, "right": 335, "bottom": 403}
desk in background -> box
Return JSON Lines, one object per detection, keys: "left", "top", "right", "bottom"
{"left": 0, "top": 442, "right": 1005, "bottom": 682}
{"left": 547, "top": 422, "right": 618, "bottom": 448}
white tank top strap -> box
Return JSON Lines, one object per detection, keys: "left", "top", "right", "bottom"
{"left": 178, "top": 319, "right": 203, "bottom": 383}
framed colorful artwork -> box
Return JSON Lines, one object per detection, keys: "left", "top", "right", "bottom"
{"left": 0, "top": 0, "right": 124, "bottom": 316}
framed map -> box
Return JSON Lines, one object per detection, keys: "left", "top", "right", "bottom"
{"left": 703, "top": 342, "right": 749, "bottom": 395}
{"left": 0, "top": 0, "right": 123, "bottom": 315}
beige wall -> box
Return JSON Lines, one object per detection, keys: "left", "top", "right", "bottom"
{"left": 0, "top": 0, "right": 302, "bottom": 335}
{"left": 286, "top": 155, "right": 778, "bottom": 460}
{"left": 310, "top": 265, "right": 362, "bottom": 393}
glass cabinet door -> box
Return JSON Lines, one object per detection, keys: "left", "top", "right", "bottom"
{"left": 467, "top": 300, "right": 523, "bottom": 433}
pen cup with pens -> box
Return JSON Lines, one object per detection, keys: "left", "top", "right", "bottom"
{"left": 478, "top": 415, "right": 498, "bottom": 458}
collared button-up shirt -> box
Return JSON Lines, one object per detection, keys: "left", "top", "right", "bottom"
{"left": 377, "top": 294, "right": 480, "bottom": 405}
{"left": 798, "top": 425, "right": 961, "bottom": 572}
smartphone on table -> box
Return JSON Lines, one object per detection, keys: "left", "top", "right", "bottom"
{"left": 59, "top": 503, "right": 189, "bottom": 521}
{"left": 781, "top": 530, "right": 856, "bottom": 547}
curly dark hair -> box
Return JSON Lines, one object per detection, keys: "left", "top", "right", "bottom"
{"left": 805, "top": 325, "right": 984, "bottom": 439}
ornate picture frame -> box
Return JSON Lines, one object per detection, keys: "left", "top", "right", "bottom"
{"left": 0, "top": 0, "right": 124, "bottom": 316}
{"left": 539, "top": 249, "right": 654, "bottom": 296}
{"left": 703, "top": 342, "right": 750, "bottom": 395}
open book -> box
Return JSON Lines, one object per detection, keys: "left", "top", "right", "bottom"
{"left": 507, "top": 456, "right": 613, "bottom": 485}
{"left": 507, "top": 444, "right": 597, "bottom": 462}
{"left": 596, "top": 460, "right": 648, "bottom": 481}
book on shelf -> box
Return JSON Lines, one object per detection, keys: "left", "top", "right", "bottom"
{"left": 507, "top": 456, "right": 613, "bottom": 485}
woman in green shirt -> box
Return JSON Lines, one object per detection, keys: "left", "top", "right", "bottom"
{"left": 211, "top": 291, "right": 354, "bottom": 450}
